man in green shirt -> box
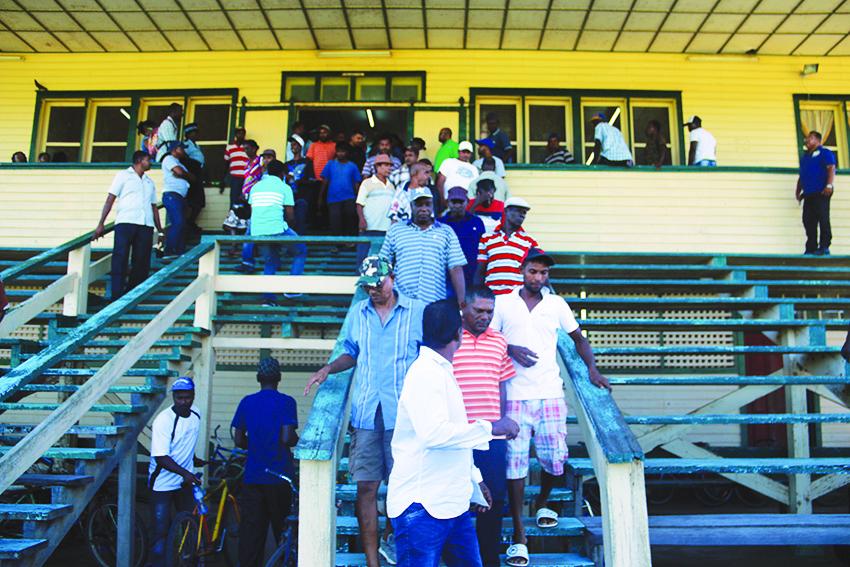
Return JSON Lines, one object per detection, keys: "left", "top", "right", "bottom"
{"left": 434, "top": 127, "right": 459, "bottom": 173}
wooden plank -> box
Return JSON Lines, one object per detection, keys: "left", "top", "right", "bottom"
{"left": 87, "top": 253, "right": 111, "bottom": 283}
{"left": 568, "top": 457, "right": 850, "bottom": 475}
{"left": 336, "top": 553, "right": 593, "bottom": 567}
{"left": 63, "top": 244, "right": 91, "bottom": 317}
{"left": 607, "top": 375, "right": 850, "bottom": 385}
{"left": 12, "top": 474, "right": 93, "bottom": 487}
{"left": 214, "top": 274, "right": 358, "bottom": 295}
{"left": 0, "top": 504, "right": 72, "bottom": 521}
{"left": 334, "top": 484, "right": 574, "bottom": 502}
{"left": 0, "top": 227, "right": 110, "bottom": 284}
{"left": 298, "top": 458, "right": 338, "bottom": 567}
{"left": 117, "top": 440, "right": 136, "bottom": 567}
{"left": 0, "top": 539, "right": 48, "bottom": 559}
{"left": 810, "top": 473, "right": 850, "bottom": 500}
{"left": 621, "top": 413, "right": 850, "bottom": 425}
{"left": 211, "top": 337, "right": 337, "bottom": 350}
{"left": 0, "top": 272, "right": 75, "bottom": 339}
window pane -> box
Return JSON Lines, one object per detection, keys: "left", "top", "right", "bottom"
{"left": 46, "top": 106, "right": 85, "bottom": 144}
{"left": 90, "top": 145, "right": 127, "bottom": 163}
{"left": 285, "top": 78, "right": 316, "bottom": 101}
{"left": 529, "top": 145, "right": 551, "bottom": 164}
{"left": 192, "top": 104, "right": 230, "bottom": 141}
{"left": 479, "top": 104, "right": 517, "bottom": 141}
{"left": 583, "top": 106, "right": 622, "bottom": 143}
{"left": 632, "top": 107, "right": 670, "bottom": 144}
{"left": 321, "top": 78, "right": 350, "bottom": 102}
{"left": 201, "top": 144, "right": 226, "bottom": 186}
{"left": 93, "top": 106, "right": 130, "bottom": 143}
{"left": 44, "top": 145, "right": 80, "bottom": 163}
{"left": 529, "top": 105, "right": 566, "bottom": 142}
{"left": 357, "top": 77, "right": 386, "bottom": 101}
{"left": 145, "top": 105, "right": 172, "bottom": 126}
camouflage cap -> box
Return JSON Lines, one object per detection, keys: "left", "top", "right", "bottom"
{"left": 357, "top": 256, "right": 393, "bottom": 287}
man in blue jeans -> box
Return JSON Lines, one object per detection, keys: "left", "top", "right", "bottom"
{"left": 161, "top": 141, "right": 196, "bottom": 259}
{"left": 248, "top": 159, "right": 307, "bottom": 306}
{"left": 387, "top": 299, "right": 518, "bottom": 567}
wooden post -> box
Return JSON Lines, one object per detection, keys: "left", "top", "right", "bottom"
{"left": 193, "top": 244, "right": 219, "bottom": 469}
{"left": 117, "top": 436, "right": 137, "bottom": 567}
{"left": 598, "top": 460, "right": 651, "bottom": 567}
{"left": 63, "top": 244, "right": 91, "bottom": 317}
{"left": 780, "top": 324, "right": 812, "bottom": 514}
{"left": 297, "top": 453, "right": 338, "bottom": 567}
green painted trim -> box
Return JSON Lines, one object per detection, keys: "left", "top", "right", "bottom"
{"left": 793, "top": 93, "right": 850, "bottom": 168}
{"left": 280, "top": 71, "right": 426, "bottom": 103}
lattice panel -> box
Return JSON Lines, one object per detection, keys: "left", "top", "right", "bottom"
{"left": 589, "top": 332, "right": 662, "bottom": 368}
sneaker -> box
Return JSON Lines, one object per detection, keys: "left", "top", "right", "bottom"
{"left": 814, "top": 247, "right": 831, "bottom": 256}
{"left": 283, "top": 293, "right": 303, "bottom": 299}
{"left": 262, "top": 301, "right": 278, "bottom": 308}
{"left": 379, "top": 534, "right": 397, "bottom": 565}
{"left": 162, "top": 254, "right": 179, "bottom": 260}
{"left": 234, "top": 263, "right": 255, "bottom": 273}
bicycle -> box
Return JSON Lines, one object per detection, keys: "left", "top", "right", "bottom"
{"left": 263, "top": 469, "right": 299, "bottom": 567}
{"left": 84, "top": 492, "right": 149, "bottom": 567}
{"left": 208, "top": 425, "right": 247, "bottom": 494}
{"left": 166, "top": 474, "right": 241, "bottom": 567}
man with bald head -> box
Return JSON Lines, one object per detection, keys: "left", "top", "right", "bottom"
{"left": 434, "top": 127, "right": 459, "bottom": 173}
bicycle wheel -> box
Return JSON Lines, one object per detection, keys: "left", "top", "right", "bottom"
{"left": 693, "top": 484, "right": 733, "bottom": 507}
{"left": 734, "top": 485, "right": 769, "bottom": 508}
{"left": 264, "top": 532, "right": 296, "bottom": 567}
{"left": 85, "top": 498, "right": 149, "bottom": 567}
{"left": 221, "top": 496, "right": 241, "bottom": 567}
{"left": 167, "top": 511, "right": 202, "bottom": 567}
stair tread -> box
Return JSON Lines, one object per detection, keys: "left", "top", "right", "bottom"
{"left": 0, "top": 539, "right": 48, "bottom": 559}
{"left": 335, "top": 484, "right": 574, "bottom": 502}
{"left": 334, "top": 552, "right": 593, "bottom": 566}
{"left": 12, "top": 474, "right": 94, "bottom": 487}
{"left": 0, "top": 402, "right": 146, "bottom": 413}
{"left": 0, "top": 424, "right": 131, "bottom": 436}
{"left": 0, "top": 447, "right": 114, "bottom": 459}
{"left": 567, "top": 457, "right": 850, "bottom": 475}
{"left": 335, "top": 516, "right": 585, "bottom": 537}
{"left": 0, "top": 503, "right": 73, "bottom": 521}
{"left": 19, "top": 384, "right": 166, "bottom": 394}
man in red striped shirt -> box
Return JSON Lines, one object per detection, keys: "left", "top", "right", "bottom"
{"left": 223, "top": 127, "right": 248, "bottom": 206}
{"left": 454, "top": 284, "right": 517, "bottom": 567}
{"left": 475, "top": 197, "right": 540, "bottom": 295}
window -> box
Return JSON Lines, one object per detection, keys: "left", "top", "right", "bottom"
{"left": 799, "top": 101, "right": 846, "bottom": 169}
{"left": 630, "top": 100, "right": 678, "bottom": 166}
{"left": 526, "top": 98, "right": 572, "bottom": 164}
{"left": 86, "top": 100, "right": 132, "bottom": 163}
{"left": 39, "top": 101, "right": 85, "bottom": 162}
{"left": 476, "top": 98, "right": 521, "bottom": 162}
{"left": 281, "top": 72, "right": 425, "bottom": 103}
{"left": 582, "top": 98, "right": 627, "bottom": 164}
{"left": 186, "top": 98, "right": 232, "bottom": 185}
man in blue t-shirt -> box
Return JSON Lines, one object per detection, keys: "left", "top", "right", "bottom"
{"left": 796, "top": 130, "right": 836, "bottom": 255}
{"left": 320, "top": 142, "right": 362, "bottom": 250}
{"left": 232, "top": 357, "right": 298, "bottom": 567}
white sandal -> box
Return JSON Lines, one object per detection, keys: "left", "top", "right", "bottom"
{"left": 505, "top": 543, "right": 529, "bottom": 566}
{"left": 535, "top": 507, "right": 559, "bottom": 528}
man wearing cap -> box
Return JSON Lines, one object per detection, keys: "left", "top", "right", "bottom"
{"left": 438, "top": 187, "right": 486, "bottom": 295}
{"left": 685, "top": 116, "right": 717, "bottom": 166}
{"left": 306, "top": 125, "right": 337, "bottom": 184}
{"left": 361, "top": 134, "right": 402, "bottom": 180}
{"left": 223, "top": 126, "right": 248, "bottom": 206}
{"left": 381, "top": 187, "right": 467, "bottom": 305}
{"left": 161, "top": 141, "right": 196, "bottom": 259}
{"left": 305, "top": 256, "right": 425, "bottom": 567}
{"left": 434, "top": 127, "right": 459, "bottom": 173}
{"left": 473, "top": 139, "right": 506, "bottom": 177}
{"left": 93, "top": 151, "right": 165, "bottom": 301}
{"left": 476, "top": 197, "right": 541, "bottom": 295}
{"left": 148, "top": 377, "right": 204, "bottom": 567}
{"left": 796, "top": 130, "right": 836, "bottom": 255}
{"left": 485, "top": 113, "right": 514, "bottom": 163}
{"left": 389, "top": 145, "right": 419, "bottom": 189}
{"left": 232, "top": 357, "right": 299, "bottom": 567}
{"left": 543, "top": 134, "right": 574, "bottom": 165}
{"left": 387, "top": 162, "right": 430, "bottom": 225}
{"left": 356, "top": 154, "right": 396, "bottom": 266}
{"left": 468, "top": 178, "right": 505, "bottom": 234}
{"left": 590, "top": 113, "right": 633, "bottom": 167}
{"left": 285, "top": 122, "right": 311, "bottom": 162}
{"left": 490, "top": 251, "right": 610, "bottom": 566}
{"left": 283, "top": 134, "right": 315, "bottom": 235}
{"left": 409, "top": 137, "right": 428, "bottom": 161}
{"left": 436, "top": 141, "right": 479, "bottom": 209}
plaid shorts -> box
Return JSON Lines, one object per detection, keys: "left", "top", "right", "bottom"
{"left": 505, "top": 397, "right": 569, "bottom": 479}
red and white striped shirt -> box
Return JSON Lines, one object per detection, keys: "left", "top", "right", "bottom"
{"left": 478, "top": 225, "right": 540, "bottom": 295}
{"left": 453, "top": 327, "right": 515, "bottom": 423}
{"left": 224, "top": 142, "right": 248, "bottom": 178}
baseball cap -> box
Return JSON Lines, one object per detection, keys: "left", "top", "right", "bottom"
{"left": 183, "top": 123, "right": 198, "bottom": 134}
{"left": 548, "top": 133, "right": 560, "bottom": 141}
{"left": 447, "top": 186, "right": 469, "bottom": 202}
{"left": 318, "top": 124, "right": 331, "bottom": 132}
{"left": 458, "top": 141, "right": 474, "bottom": 152}
{"left": 288, "top": 134, "right": 304, "bottom": 148}
{"left": 590, "top": 113, "right": 606, "bottom": 122}
{"left": 166, "top": 141, "right": 185, "bottom": 153}
{"left": 261, "top": 149, "right": 276, "bottom": 157}
{"left": 171, "top": 377, "right": 195, "bottom": 391}
{"left": 475, "top": 138, "right": 495, "bottom": 149}
{"left": 523, "top": 248, "right": 555, "bottom": 267}
{"left": 257, "top": 357, "right": 281, "bottom": 380}
{"left": 357, "top": 256, "right": 393, "bottom": 287}
{"left": 504, "top": 196, "right": 531, "bottom": 210}
{"left": 410, "top": 186, "right": 433, "bottom": 202}
{"left": 684, "top": 115, "right": 701, "bottom": 125}
{"left": 374, "top": 154, "right": 393, "bottom": 165}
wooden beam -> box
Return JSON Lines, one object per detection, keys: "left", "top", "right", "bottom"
{"left": 193, "top": 246, "right": 218, "bottom": 467}
{"left": 297, "top": 455, "right": 338, "bottom": 567}
{"left": 214, "top": 275, "right": 358, "bottom": 295}
{"left": 116, "top": 439, "right": 137, "bottom": 567}
{"left": 63, "top": 244, "right": 91, "bottom": 318}
{"left": 0, "top": 273, "right": 75, "bottom": 340}
{"left": 88, "top": 254, "right": 111, "bottom": 284}
{"left": 211, "top": 337, "right": 336, "bottom": 350}
{"left": 810, "top": 473, "right": 850, "bottom": 500}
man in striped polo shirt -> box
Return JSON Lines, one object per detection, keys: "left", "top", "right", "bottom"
{"left": 454, "top": 284, "right": 517, "bottom": 567}
{"left": 380, "top": 186, "right": 467, "bottom": 305}
{"left": 476, "top": 197, "right": 540, "bottom": 295}
{"left": 223, "top": 127, "right": 248, "bottom": 206}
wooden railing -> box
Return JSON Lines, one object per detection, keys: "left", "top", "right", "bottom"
{"left": 557, "top": 331, "right": 651, "bottom": 567}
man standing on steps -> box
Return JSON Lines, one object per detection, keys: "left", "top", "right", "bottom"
{"left": 154, "top": 103, "right": 182, "bottom": 162}
{"left": 476, "top": 197, "right": 540, "bottom": 295}
{"left": 304, "top": 256, "right": 425, "bottom": 567}
{"left": 796, "top": 130, "right": 836, "bottom": 256}
{"left": 93, "top": 151, "right": 164, "bottom": 302}
{"left": 387, "top": 299, "right": 519, "bottom": 567}
{"left": 490, "top": 250, "right": 610, "bottom": 567}
{"left": 232, "top": 357, "right": 299, "bottom": 567}
{"left": 148, "top": 377, "right": 205, "bottom": 567}
{"left": 453, "top": 285, "right": 517, "bottom": 567}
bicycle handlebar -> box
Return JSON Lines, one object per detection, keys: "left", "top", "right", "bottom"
{"left": 264, "top": 469, "right": 298, "bottom": 493}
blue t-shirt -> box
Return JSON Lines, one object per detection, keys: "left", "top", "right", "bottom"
{"left": 231, "top": 389, "right": 298, "bottom": 484}
{"left": 799, "top": 146, "right": 836, "bottom": 195}
{"left": 488, "top": 129, "right": 513, "bottom": 162}
{"left": 437, "top": 212, "right": 486, "bottom": 293}
{"left": 321, "top": 160, "right": 361, "bottom": 203}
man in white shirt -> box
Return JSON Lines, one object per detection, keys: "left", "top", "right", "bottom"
{"left": 147, "top": 377, "right": 205, "bottom": 567}
{"left": 436, "top": 141, "right": 479, "bottom": 209}
{"left": 154, "top": 103, "right": 182, "bottom": 162}
{"left": 93, "top": 151, "right": 164, "bottom": 301}
{"left": 387, "top": 299, "right": 518, "bottom": 567}
{"left": 472, "top": 139, "right": 506, "bottom": 177}
{"left": 356, "top": 154, "right": 395, "bottom": 267}
{"left": 491, "top": 250, "right": 610, "bottom": 563}
{"left": 161, "top": 141, "right": 196, "bottom": 259}
{"left": 685, "top": 116, "right": 718, "bottom": 166}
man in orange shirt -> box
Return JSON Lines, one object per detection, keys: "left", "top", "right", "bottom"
{"left": 306, "top": 125, "right": 337, "bottom": 227}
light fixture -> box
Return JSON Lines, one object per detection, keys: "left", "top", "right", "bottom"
{"left": 801, "top": 63, "right": 819, "bottom": 77}
{"left": 0, "top": 55, "right": 24, "bottom": 61}
{"left": 585, "top": 152, "right": 594, "bottom": 165}
{"left": 366, "top": 109, "right": 375, "bottom": 128}
{"left": 687, "top": 55, "right": 759, "bottom": 63}
{"left": 610, "top": 107, "right": 621, "bottom": 124}
{"left": 317, "top": 50, "right": 391, "bottom": 58}
{"left": 119, "top": 108, "right": 130, "bottom": 120}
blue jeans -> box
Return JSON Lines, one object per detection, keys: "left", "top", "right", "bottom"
{"left": 149, "top": 487, "right": 193, "bottom": 567}
{"left": 695, "top": 159, "right": 717, "bottom": 166}
{"left": 241, "top": 220, "right": 255, "bottom": 267}
{"left": 111, "top": 223, "right": 153, "bottom": 301}
{"left": 356, "top": 230, "right": 386, "bottom": 270}
{"left": 473, "top": 439, "right": 507, "bottom": 567}
{"left": 258, "top": 228, "right": 308, "bottom": 302}
{"left": 391, "top": 504, "right": 483, "bottom": 567}
{"left": 162, "top": 191, "right": 187, "bottom": 256}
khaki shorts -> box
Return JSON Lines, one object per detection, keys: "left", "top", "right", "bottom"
{"left": 349, "top": 427, "right": 394, "bottom": 483}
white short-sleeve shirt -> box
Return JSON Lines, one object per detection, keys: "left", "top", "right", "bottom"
{"left": 108, "top": 167, "right": 157, "bottom": 227}
{"left": 162, "top": 155, "right": 190, "bottom": 197}
{"left": 438, "top": 158, "right": 479, "bottom": 199}
{"left": 491, "top": 287, "right": 579, "bottom": 401}
{"left": 147, "top": 405, "right": 201, "bottom": 492}
{"left": 472, "top": 156, "right": 506, "bottom": 177}
{"left": 689, "top": 127, "right": 717, "bottom": 162}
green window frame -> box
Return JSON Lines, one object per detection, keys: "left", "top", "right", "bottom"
{"left": 281, "top": 72, "right": 426, "bottom": 103}
{"left": 793, "top": 94, "right": 850, "bottom": 170}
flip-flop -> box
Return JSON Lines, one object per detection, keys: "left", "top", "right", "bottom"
{"left": 535, "top": 507, "right": 559, "bottom": 528}
{"left": 505, "top": 543, "right": 529, "bottom": 566}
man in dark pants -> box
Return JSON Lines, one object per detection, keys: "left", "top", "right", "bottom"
{"left": 232, "top": 357, "right": 299, "bottom": 567}
{"left": 796, "top": 130, "right": 836, "bottom": 255}
{"left": 93, "top": 151, "right": 164, "bottom": 301}
{"left": 147, "top": 377, "right": 204, "bottom": 567}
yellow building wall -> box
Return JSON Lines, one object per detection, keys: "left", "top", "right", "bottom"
{"left": 3, "top": 50, "right": 850, "bottom": 166}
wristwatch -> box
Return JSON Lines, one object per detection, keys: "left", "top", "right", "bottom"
{"left": 826, "top": 184, "right": 834, "bottom": 189}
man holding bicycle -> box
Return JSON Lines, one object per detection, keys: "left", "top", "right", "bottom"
{"left": 232, "top": 357, "right": 299, "bottom": 567}
{"left": 148, "top": 377, "right": 205, "bottom": 567}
